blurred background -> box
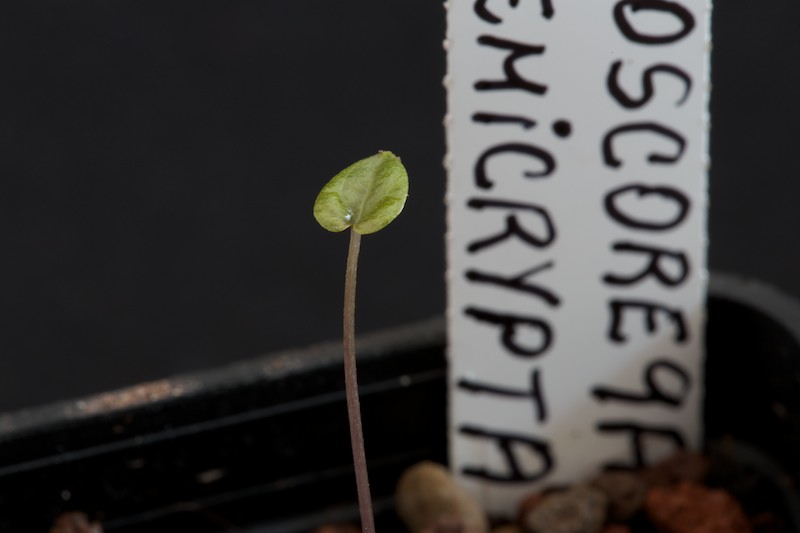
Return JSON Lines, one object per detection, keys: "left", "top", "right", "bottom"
{"left": 0, "top": 0, "right": 796, "bottom": 412}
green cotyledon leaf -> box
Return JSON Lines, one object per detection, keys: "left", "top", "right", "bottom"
{"left": 313, "top": 151, "right": 408, "bottom": 235}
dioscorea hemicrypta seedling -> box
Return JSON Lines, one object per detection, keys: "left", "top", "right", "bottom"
{"left": 313, "top": 151, "right": 409, "bottom": 533}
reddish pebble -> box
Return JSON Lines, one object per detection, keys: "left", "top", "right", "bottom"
{"left": 49, "top": 513, "right": 103, "bottom": 533}
{"left": 645, "top": 481, "right": 751, "bottom": 533}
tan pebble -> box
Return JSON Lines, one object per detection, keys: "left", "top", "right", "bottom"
{"left": 590, "top": 470, "right": 647, "bottom": 522}
{"left": 396, "top": 461, "right": 489, "bottom": 533}
{"left": 516, "top": 486, "right": 569, "bottom": 525}
{"left": 521, "top": 485, "right": 608, "bottom": 533}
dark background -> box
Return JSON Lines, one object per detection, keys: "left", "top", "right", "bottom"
{"left": 0, "top": 1, "right": 796, "bottom": 412}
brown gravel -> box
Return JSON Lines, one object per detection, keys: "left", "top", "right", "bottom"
{"left": 645, "top": 481, "right": 751, "bottom": 533}
{"left": 521, "top": 485, "right": 608, "bottom": 533}
{"left": 590, "top": 470, "right": 647, "bottom": 522}
{"left": 49, "top": 513, "right": 103, "bottom": 533}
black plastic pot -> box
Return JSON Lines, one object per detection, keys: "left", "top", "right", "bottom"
{"left": 0, "top": 273, "right": 799, "bottom": 532}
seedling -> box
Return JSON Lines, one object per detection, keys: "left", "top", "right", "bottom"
{"left": 313, "top": 151, "right": 409, "bottom": 533}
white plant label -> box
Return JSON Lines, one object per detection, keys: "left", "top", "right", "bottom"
{"left": 445, "top": 0, "right": 711, "bottom": 516}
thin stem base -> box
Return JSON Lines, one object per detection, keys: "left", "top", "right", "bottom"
{"left": 343, "top": 229, "right": 375, "bottom": 533}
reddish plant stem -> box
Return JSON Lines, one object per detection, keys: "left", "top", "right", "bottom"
{"left": 343, "top": 228, "right": 375, "bottom": 533}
